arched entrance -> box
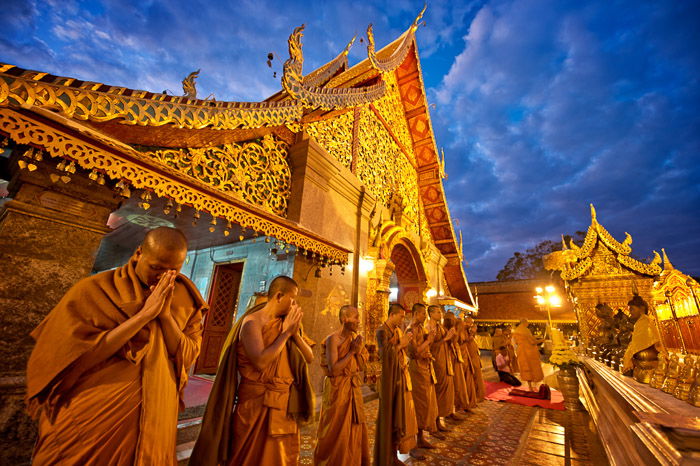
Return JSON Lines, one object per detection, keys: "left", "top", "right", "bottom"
{"left": 364, "top": 226, "right": 429, "bottom": 340}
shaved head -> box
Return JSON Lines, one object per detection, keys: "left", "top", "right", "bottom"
{"left": 339, "top": 305, "right": 358, "bottom": 322}
{"left": 267, "top": 275, "right": 298, "bottom": 298}
{"left": 388, "top": 303, "right": 405, "bottom": 316}
{"left": 142, "top": 226, "right": 188, "bottom": 254}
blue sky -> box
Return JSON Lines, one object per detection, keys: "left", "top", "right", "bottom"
{"left": 2, "top": 0, "right": 699, "bottom": 281}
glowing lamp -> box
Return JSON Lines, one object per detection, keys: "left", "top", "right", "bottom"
{"left": 536, "top": 296, "right": 546, "bottom": 305}
{"left": 359, "top": 256, "right": 375, "bottom": 274}
{"left": 536, "top": 287, "right": 543, "bottom": 294}
{"left": 545, "top": 285, "right": 555, "bottom": 293}
{"left": 426, "top": 288, "right": 438, "bottom": 298}
{"left": 549, "top": 295, "right": 562, "bottom": 307}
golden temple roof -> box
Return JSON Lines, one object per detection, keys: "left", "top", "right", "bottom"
{"left": 550, "top": 204, "right": 663, "bottom": 280}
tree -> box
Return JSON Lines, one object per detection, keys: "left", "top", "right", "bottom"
{"left": 496, "top": 231, "right": 587, "bottom": 281}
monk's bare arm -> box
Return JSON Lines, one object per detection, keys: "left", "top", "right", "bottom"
{"left": 240, "top": 318, "right": 293, "bottom": 371}
{"left": 292, "top": 332, "right": 314, "bottom": 363}
{"left": 328, "top": 334, "right": 353, "bottom": 376}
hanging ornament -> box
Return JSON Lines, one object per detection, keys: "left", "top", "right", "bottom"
{"left": 115, "top": 180, "right": 131, "bottom": 198}
{"left": 209, "top": 217, "right": 217, "bottom": 233}
{"left": 163, "top": 198, "right": 174, "bottom": 215}
{"left": 192, "top": 210, "right": 201, "bottom": 226}
{"left": 138, "top": 191, "right": 152, "bottom": 210}
{"left": 224, "top": 220, "right": 232, "bottom": 237}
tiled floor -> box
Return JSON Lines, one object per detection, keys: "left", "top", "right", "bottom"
{"left": 300, "top": 398, "right": 608, "bottom": 465}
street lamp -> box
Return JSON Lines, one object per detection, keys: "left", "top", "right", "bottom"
{"left": 535, "top": 285, "right": 562, "bottom": 334}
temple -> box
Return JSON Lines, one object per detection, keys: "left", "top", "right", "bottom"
{"left": 0, "top": 11, "right": 476, "bottom": 461}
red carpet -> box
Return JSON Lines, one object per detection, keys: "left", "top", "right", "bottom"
{"left": 484, "top": 381, "right": 565, "bottom": 410}
{"left": 183, "top": 375, "right": 214, "bottom": 408}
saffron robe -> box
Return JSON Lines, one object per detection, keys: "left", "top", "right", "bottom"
{"left": 451, "top": 341, "right": 470, "bottom": 411}
{"left": 313, "top": 333, "right": 370, "bottom": 466}
{"left": 407, "top": 323, "right": 438, "bottom": 432}
{"left": 190, "top": 305, "right": 314, "bottom": 466}
{"left": 458, "top": 332, "right": 478, "bottom": 408}
{"left": 466, "top": 336, "right": 486, "bottom": 401}
{"left": 26, "top": 257, "right": 206, "bottom": 466}
{"left": 505, "top": 335, "right": 519, "bottom": 373}
{"left": 429, "top": 323, "right": 455, "bottom": 416}
{"left": 513, "top": 324, "right": 544, "bottom": 383}
{"left": 622, "top": 314, "right": 661, "bottom": 372}
{"left": 374, "top": 324, "right": 418, "bottom": 466}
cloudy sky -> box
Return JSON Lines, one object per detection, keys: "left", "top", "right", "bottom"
{"left": 2, "top": 0, "right": 699, "bottom": 281}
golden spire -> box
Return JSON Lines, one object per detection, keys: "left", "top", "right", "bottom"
{"left": 590, "top": 203, "right": 597, "bottom": 224}
{"left": 561, "top": 234, "right": 568, "bottom": 250}
{"left": 662, "top": 248, "right": 674, "bottom": 270}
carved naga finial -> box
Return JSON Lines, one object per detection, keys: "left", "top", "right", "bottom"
{"left": 662, "top": 248, "right": 674, "bottom": 270}
{"left": 561, "top": 235, "right": 568, "bottom": 250}
{"left": 411, "top": 3, "right": 428, "bottom": 31}
{"left": 182, "top": 69, "right": 200, "bottom": 99}
{"left": 342, "top": 35, "right": 356, "bottom": 56}
{"left": 651, "top": 250, "right": 662, "bottom": 268}
{"left": 590, "top": 203, "right": 597, "bottom": 223}
{"left": 623, "top": 232, "right": 633, "bottom": 247}
{"left": 439, "top": 148, "right": 447, "bottom": 179}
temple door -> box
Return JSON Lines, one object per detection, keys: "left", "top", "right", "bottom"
{"left": 195, "top": 262, "right": 243, "bottom": 374}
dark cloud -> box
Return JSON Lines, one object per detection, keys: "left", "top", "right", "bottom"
{"left": 434, "top": 0, "right": 700, "bottom": 280}
{"left": 1, "top": 0, "right": 698, "bottom": 281}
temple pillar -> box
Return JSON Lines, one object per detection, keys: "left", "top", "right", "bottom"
{"left": 0, "top": 155, "right": 121, "bottom": 465}
{"left": 287, "top": 132, "right": 375, "bottom": 392}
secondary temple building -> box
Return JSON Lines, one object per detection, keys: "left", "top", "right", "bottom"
{"left": 0, "top": 12, "right": 476, "bottom": 461}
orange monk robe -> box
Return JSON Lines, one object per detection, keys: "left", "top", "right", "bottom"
{"left": 506, "top": 335, "right": 519, "bottom": 373}
{"left": 429, "top": 323, "right": 455, "bottom": 417}
{"left": 513, "top": 324, "right": 544, "bottom": 383}
{"left": 374, "top": 324, "right": 418, "bottom": 466}
{"left": 313, "top": 333, "right": 370, "bottom": 466}
{"left": 458, "top": 332, "right": 478, "bottom": 409}
{"left": 406, "top": 323, "right": 438, "bottom": 432}
{"left": 190, "top": 304, "right": 314, "bottom": 466}
{"left": 451, "top": 340, "right": 470, "bottom": 411}
{"left": 466, "top": 336, "right": 486, "bottom": 401}
{"left": 26, "top": 258, "right": 206, "bottom": 466}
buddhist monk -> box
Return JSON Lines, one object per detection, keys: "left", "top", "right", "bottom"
{"left": 375, "top": 303, "right": 418, "bottom": 466}
{"left": 26, "top": 227, "right": 207, "bottom": 465}
{"left": 427, "top": 305, "right": 463, "bottom": 429}
{"left": 191, "top": 276, "right": 315, "bottom": 466}
{"left": 464, "top": 317, "right": 486, "bottom": 401}
{"left": 444, "top": 312, "right": 471, "bottom": 414}
{"left": 406, "top": 303, "right": 443, "bottom": 454}
{"left": 456, "top": 318, "right": 478, "bottom": 408}
{"left": 503, "top": 327, "right": 519, "bottom": 373}
{"left": 512, "top": 319, "right": 545, "bottom": 391}
{"left": 622, "top": 295, "right": 661, "bottom": 375}
{"left": 313, "top": 305, "right": 370, "bottom": 466}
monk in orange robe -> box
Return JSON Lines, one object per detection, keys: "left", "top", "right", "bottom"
{"left": 427, "top": 305, "right": 462, "bottom": 429}
{"left": 503, "top": 327, "right": 519, "bottom": 373}
{"left": 406, "top": 304, "right": 443, "bottom": 454}
{"left": 191, "top": 276, "right": 315, "bottom": 466}
{"left": 375, "top": 303, "right": 418, "bottom": 466}
{"left": 26, "top": 227, "right": 207, "bottom": 465}
{"left": 513, "top": 319, "right": 545, "bottom": 391}
{"left": 313, "top": 305, "right": 370, "bottom": 466}
{"left": 457, "top": 318, "right": 478, "bottom": 409}
{"left": 464, "top": 317, "right": 486, "bottom": 401}
{"left": 444, "top": 312, "right": 471, "bottom": 413}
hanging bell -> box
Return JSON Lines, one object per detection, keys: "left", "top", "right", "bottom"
{"left": 192, "top": 210, "right": 201, "bottom": 226}
{"left": 209, "top": 217, "right": 217, "bottom": 233}
{"left": 163, "top": 198, "right": 174, "bottom": 215}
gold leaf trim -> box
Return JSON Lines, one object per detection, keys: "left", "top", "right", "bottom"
{"left": 0, "top": 108, "right": 348, "bottom": 263}
{"left": 0, "top": 63, "right": 302, "bottom": 129}
{"left": 366, "top": 4, "right": 425, "bottom": 73}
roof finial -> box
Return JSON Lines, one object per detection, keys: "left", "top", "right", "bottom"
{"left": 561, "top": 235, "right": 568, "bottom": 250}
{"left": 411, "top": 3, "right": 428, "bottom": 31}
{"left": 662, "top": 248, "right": 674, "bottom": 270}
{"left": 590, "top": 203, "right": 597, "bottom": 223}
{"left": 182, "top": 69, "right": 200, "bottom": 99}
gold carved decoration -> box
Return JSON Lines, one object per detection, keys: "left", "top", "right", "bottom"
{"left": 144, "top": 135, "right": 291, "bottom": 216}
{"left": 0, "top": 108, "right": 349, "bottom": 263}
{"left": 367, "top": 4, "right": 425, "bottom": 73}
{"left": 305, "top": 110, "right": 354, "bottom": 168}
{"left": 282, "top": 25, "right": 386, "bottom": 110}
{"left": 0, "top": 63, "right": 302, "bottom": 129}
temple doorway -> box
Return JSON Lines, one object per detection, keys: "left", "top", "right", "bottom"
{"left": 389, "top": 242, "right": 427, "bottom": 311}
{"left": 195, "top": 261, "right": 243, "bottom": 373}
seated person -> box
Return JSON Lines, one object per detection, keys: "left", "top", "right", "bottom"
{"left": 495, "top": 346, "right": 522, "bottom": 386}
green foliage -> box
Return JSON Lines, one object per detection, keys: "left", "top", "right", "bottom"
{"left": 496, "top": 231, "right": 586, "bottom": 281}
